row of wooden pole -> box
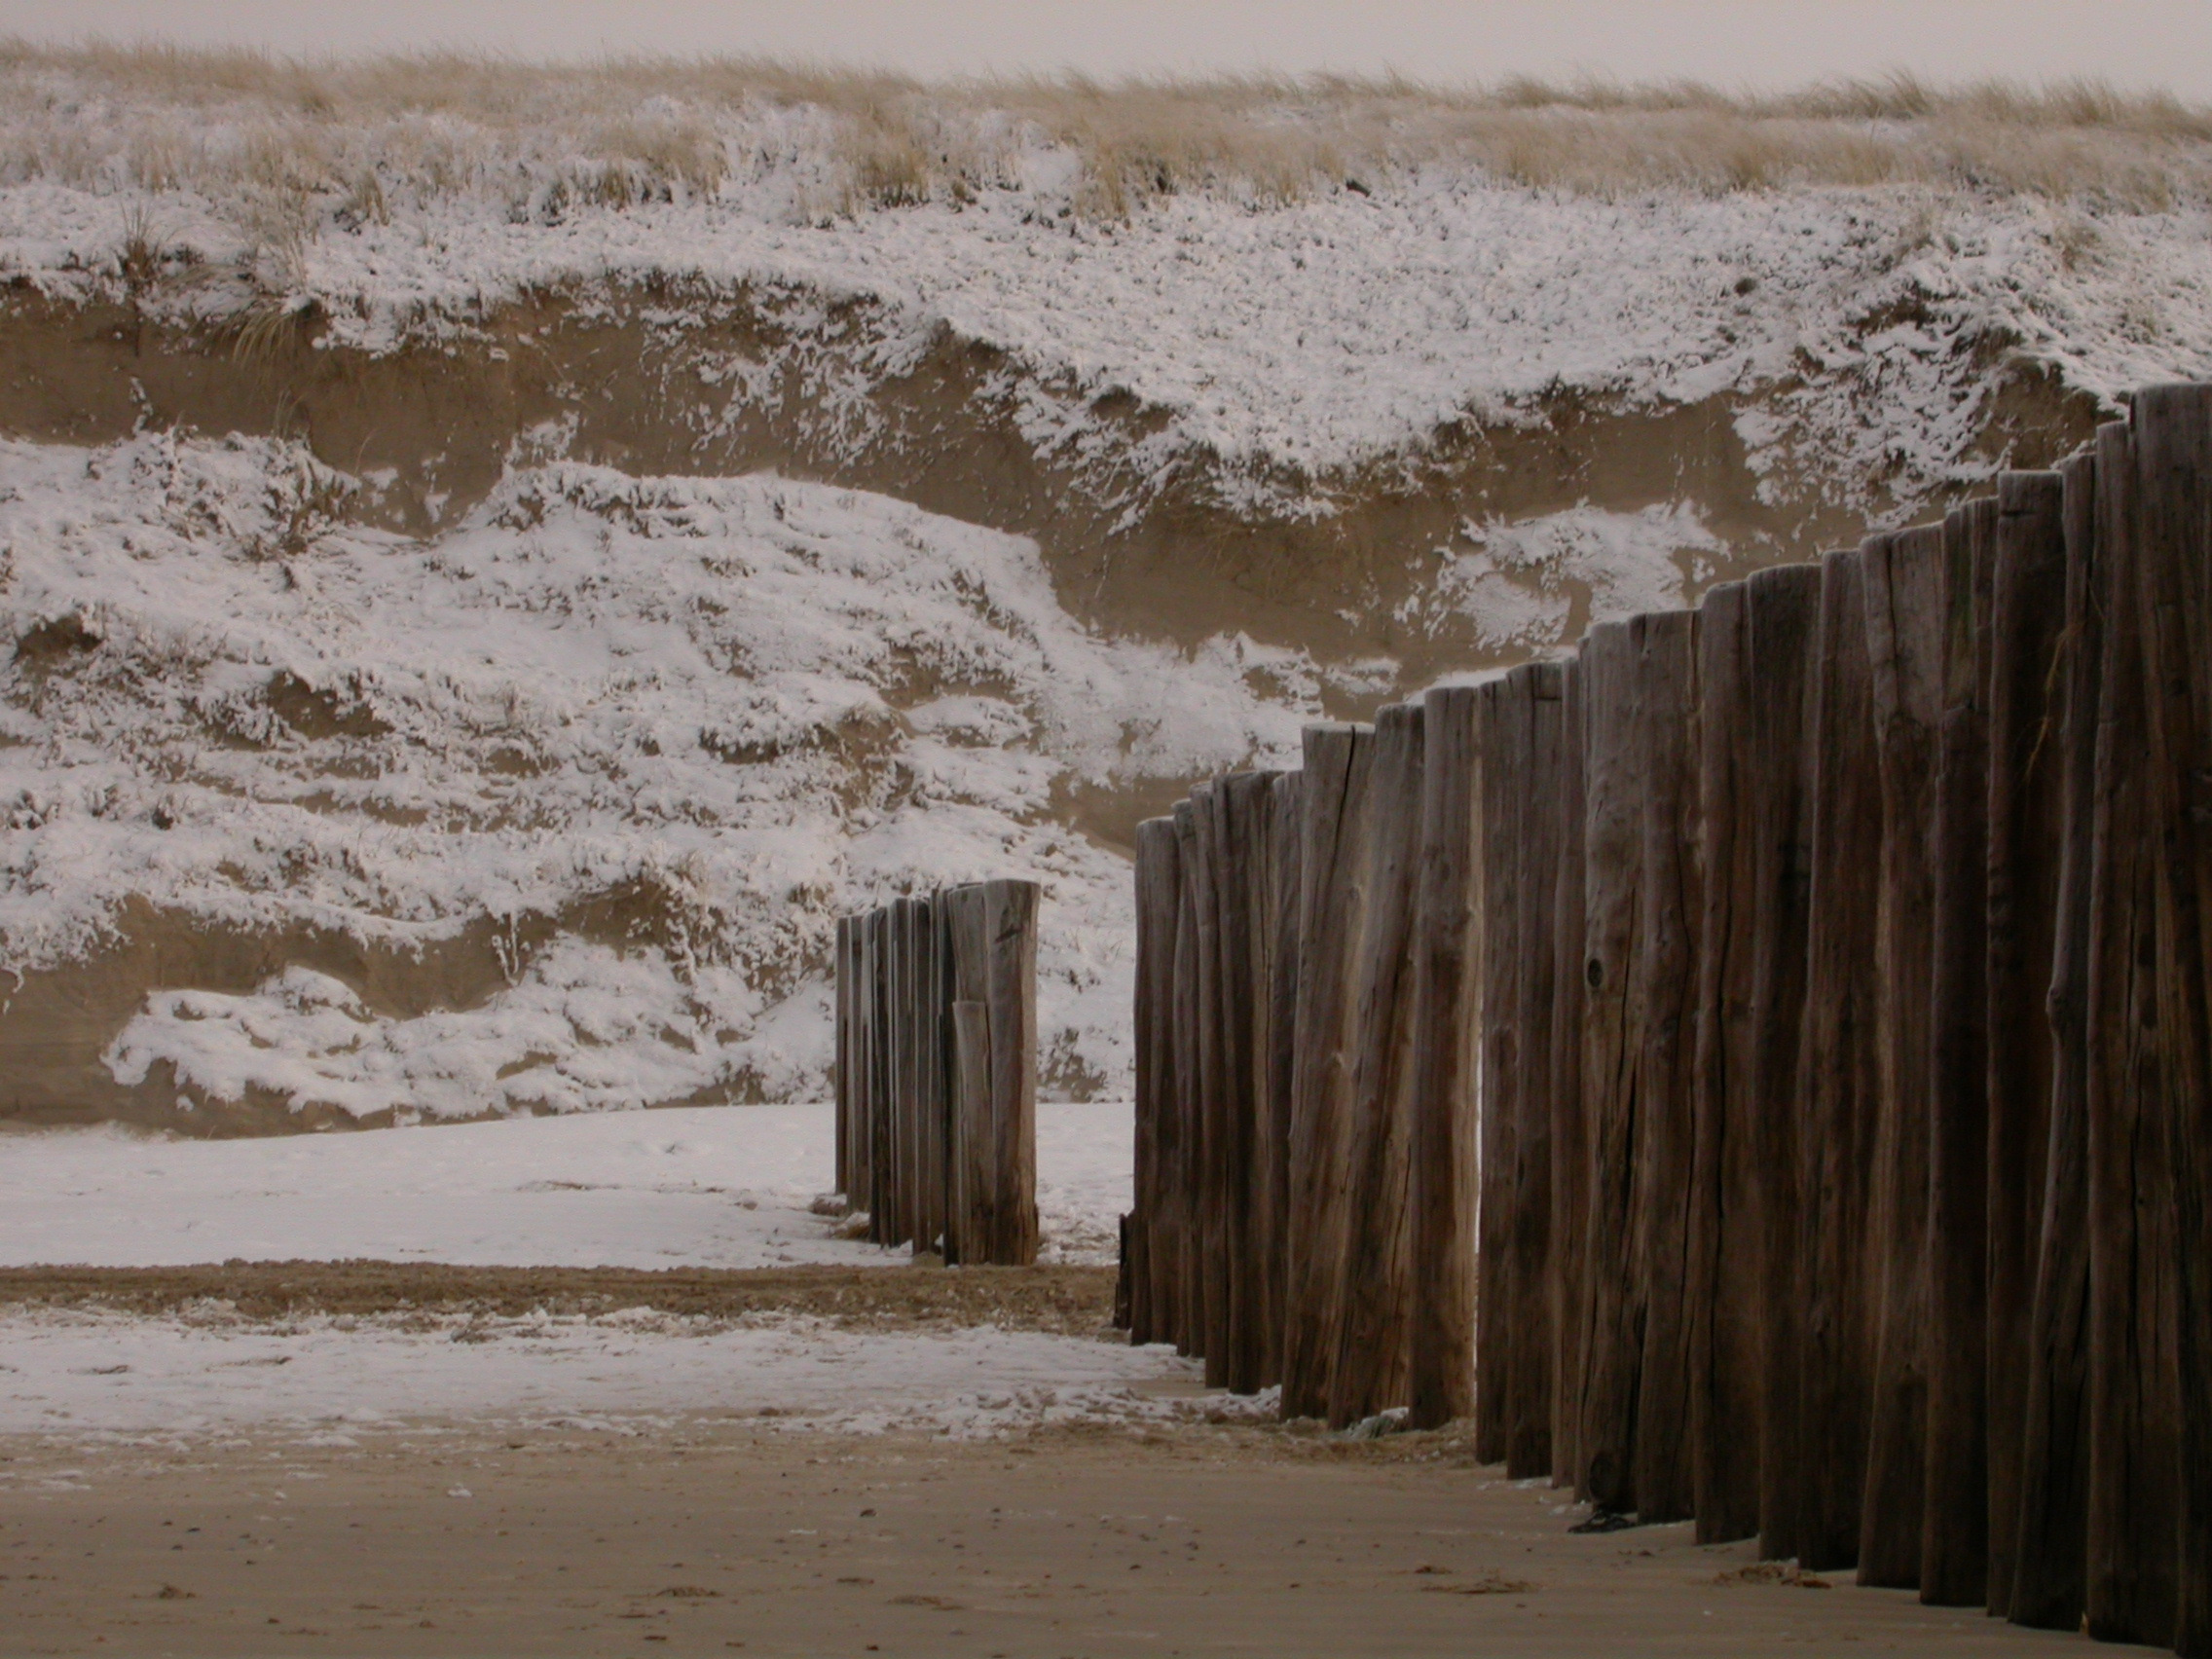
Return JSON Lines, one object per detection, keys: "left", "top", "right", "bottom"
{"left": 832, "top": 879, "right": 1041, "bottom": 1267}
{"left": 1118, "top": 383, "right": 2212, "bottom": 1656}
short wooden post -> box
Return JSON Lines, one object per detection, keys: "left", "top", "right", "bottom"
{"left": 1411, "top": 685, "right": 1482, "bottom": 1430}
{"left": 1688, "top": 579, "right": 1762, "bottom": 1544}
{"left": 1860, "top": 525, "right": 1944, "bottom": 1589}
{"left": 1744, "top": 562, "right": 1821, "bottom": 1564}
{"left": 867, "top": 905, "right": 895, "bottom": 1244}
{"left": 1281, "top": 723, "right": 1374, "bottom": 1420}
{"left": 1328, "top": 702, "right": 1426, "bottom": 1428}
{"left": 834, "top": 915, "right": 854, "bottom": 1202}
{"left": 2084, "top": 416, "right": 2180, "bottom": 1649}
{"left": 1923, "top": 499, "right": 1996, "bottom": 1605}
{"left": 1796, "top": 548, "right": 1883, "bottom": 1572}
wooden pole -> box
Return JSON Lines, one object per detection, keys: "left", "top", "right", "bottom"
{"left": 1923, "top": 500, "right": 1996, "bottom": 1605}
{"left": 1574, "top": 619, "right": 1641, "bottom": 1512}
{"left": 1477, "top": 676, "right": 1529, "bottom": 1462}
{"left": 1411, "top": 684, "right": 1482, "bottom": 1430}
{"left": 1190, "top": 784, "right": 1232, "bottom": 1383}
{"left": 2084, "top": 416, "right": 2180, "bottom": 1649}
{"left": 1860, "top": 526, "right": 1944, "bottom": 1589}
{"left": 1745, "top": 562, "right": 1822, "bottom": 1564}
{"left": 1221, "top": 771, "right": 1276, "bottom": 1393}
{"left": 1281, "top": 723, "right": 1375, "bottom": 1420}
{"left": 1170, "top": 805, "right": 1205, "bottom": 1358}
{"left": 1328, "top": 702, "right": 1426, "bottom": 1428}
{"left": 1627, "top": 608, "right": 1702, "bottom": 1527}
{"left": 1550, "top": 651, "right": 1590, "bottom": 1490}
{"left": 834, "top": 915, "right": 853, "bottom": 1203}
{"left": 1263, "top": 771, "right": 1304, "bottom": 1387}
{"left": 1133, "top": 819, "right": 1181, "bottom": 1344}
{"left": 1688, "top": 579, "right": 1761, "bottom": 1544}
{"left": 1510, "top": 663, "right": 1564, "bottom": 1479}
{"left": 867, "top": 905, "right": 894, "bottom": 1244}
{"left": 1984, "top": 474, "right": 2072, "bottom": 1618}
{"left": 1797, "top": 547, "right": 1884, "bottom": 1572}
{"left": 2131, "top": 383, "right": 2212, "bottom": 1659}
{"left": 1993, "top": 469, "right": 2090, "bottom": 1631}
{"left": 980, "top": 878, "right": 1040, "bottom": 1266}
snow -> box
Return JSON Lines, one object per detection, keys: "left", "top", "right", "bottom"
{"left": 7, "top": 167, "right": 2211, "bottom": 519}
{"left": 0, "top": 1308, "right": 1195, "bottom": 1440}
{"left": 0, "top": 1101, "right": 1133, "bottom": 1270}
{"left": 0, "top": 433, "right": 1332, "bottom": 1107}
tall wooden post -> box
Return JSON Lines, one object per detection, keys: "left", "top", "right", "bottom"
{"left": 1745, "top": 563, "right": 1821, "bottom": 1564}
{"left": 1689, "top": 580, "right": 1762, "bottom": 1544}
{"left": 1171, "top": 801, "right": 1206, "bottom": 1358}
{"left": 1220, "top": 771, "right": 1275, "bottom": 1394}
{"left": 1411, "top": 685, "right": 1482, "bottom": 1430}
{"left": 2084, "top": 416, "right": 2180, "bottom": 1649}
{"left": 1477, "top": 676, "right": 1530, "bottom": 1461}
{"left": 1923, "top": 500, "right": 1996, "bottom": 1605}
{"left": 1328, "top": 702, "right": 1426, "bottom": 1427}
{"left": 1627, "top": 609, "right": 1702, "bottom": 1527}
{"left": 834, "top": 915, "right": 854, "bottom": 1202}
{"left": 1510, "top": 663, "right": 1564, "bottom": 1478}
{"left": 1263, "top": 771, "right": 1304, "bottom": 1387}
{"left": 1860, "top": 526, "right": 1944, "bottom": 1589}
{"left": 1995, "top": 470, "right": 2090, "bottom": 1631}
{"left": 1132, "top": 820, "right": 1182, "bottom": 1343}
{"left": 1281, "top": 724, "right": 1374, "bottom": 1419}
{"left": 1574, "top": 620, "right": 1642, "bottom": 1511}
{"left": 1797, "top": 548, "right": 1884, "bottom": 1572}
{"left": 2132, "top": 384, "right": 2212, "bottom": 1659}
{"left": 1550, "top": 651, "right": 1591, "bottom": 1490}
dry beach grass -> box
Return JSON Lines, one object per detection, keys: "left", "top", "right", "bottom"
{"left": 0, "top": 41, "right": 2206, "bottom": 251}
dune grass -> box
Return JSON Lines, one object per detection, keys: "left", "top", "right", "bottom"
{"left": 0, "top": 40, "right": 2205, "bottom": 232}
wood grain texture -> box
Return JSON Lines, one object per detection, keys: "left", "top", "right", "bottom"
{"left": 1132, "top": 820, "right": 1182, "bottom": 1344}
{"left": 1510, "top": 663, "right": 1564, "bottom": 1478}
{"left": 1627, "top": 609, "right": 1702, "bottom": 1527}
{"left": 1573, "top": 620, "right": 1642, "bottom": 1513}
{"left": 1410, "top": 686, "right": 1481, "bottom": 1430}
{"left": 1328, "top": 703, "right": 1426, "bottom": 1427}
{"left": 2132, "top": 384, "right": 2212, "bottom": 1659}
{"left": 1550, "top": 652, "right": 1591, "bottom": 1491}
{"left": 1797, "top": 548, "right": 1883, "bottom": 1573}
{"left": 1476, "top": 677, "right": 1528, "bottom": 1462}
{"left": 1994, "top": 470, "right": 2087, "bottom": 1632}
{"left": 1744, "top": 563, "right": 1821, "bottom": 1565}
{"left": 2084, "top": 418, "right": 2180, "bottom": 1650}
{"left": 1280, "top": 724, "right": 1374, "bottom": 1420}
{"left": 1860, "top": 526, "right": 1944, "bottom": 1590}
{"left": 1922, "top": 501, "right": 1995, "bottom": 1606}
{"left": 1688, "top": 580, "right": 1761, "bottom": 1545}
{"left": 1171, "top": 802, "right": 1206, "bottom": 1358}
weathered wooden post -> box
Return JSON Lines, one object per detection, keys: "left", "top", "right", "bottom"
{"left": 1132, "top": 819, "right": 1181, "bottom": 1344}
{"left": 1923, "top": 499, "right": 1996, "bottom": 1605}
{"left": 1550, "top": 650, "right": 1591, "bottom": 1491}
{"left": 1171, "top": 799, "right": 1206, "bottom": 1359}
{"left": 2084, "top": 418, "right": 2181, "bottom": 1650}
{"left": 835, "top": 915, "right": 854, "bottom": 1203}
{"left": 1994, "top": 469, "right": 2090, "bottom": 1632}
{"left": 1411, "top": 685, "right": 1482, "bottom": 1430}
{"left": 1627, "top": 609, "right": 1702, "bottom": 1527}
{"left": 1745, "top": 562, "right": 1821, "bottom": 1564}
{"left": 1797, "top": 548, "right": 1883, "bottom": 1572}
{"left": 866, "top": 904, "right": 894, "bottom": 1243}
{"left": 1510, "top": 663, "right": 1564, "bottom": 1479}
{"left": 2131, "top": 384, "right": 2212, "bottom": 1659}
{"left": 1282, "top": 723, "right": 1374, "bottom": 1420}
{"left": 1188, "top": 784, "right": 1231, "bottom": 1384}
{"left": 1477, "top": 676, "right": 1529, "bottom": 1461}
{"left": 1221, "top": 771, "right": 1277, "bottom": 1394}
{"left": 1263, "top": 771, "right": 1304, "bottom": 1387}
{"left": 1688, "top": 579, "right": 1761, "bottom": 1544}
{"left": 1860, "top": 526, "right": 1944, "bottom": 1589}
{"left": 1574, "top": 619, "right": 1641, "bottom": 1511}
{"left": 1328, "top": 702, "right": 1426, "bottom": 1428}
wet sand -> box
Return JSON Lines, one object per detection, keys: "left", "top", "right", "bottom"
{"left": 1, "top": 1415, "right": 2080, "bottom": 1658}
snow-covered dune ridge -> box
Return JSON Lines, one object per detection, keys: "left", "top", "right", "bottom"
{"left": 0, "top": 432, "right": 1333, "bottom": 1117}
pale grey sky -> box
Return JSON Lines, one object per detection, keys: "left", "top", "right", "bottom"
{"left": 0, "top": 1, "right": 2206, "bottom": 97}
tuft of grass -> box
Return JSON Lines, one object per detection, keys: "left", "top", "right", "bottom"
{"left": 0, "top": 40, "right": 2205, "bottom": 235}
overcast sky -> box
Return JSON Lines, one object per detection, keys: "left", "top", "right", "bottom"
{"left": 0, "top": 2, "right": 2206, "bottom": 98}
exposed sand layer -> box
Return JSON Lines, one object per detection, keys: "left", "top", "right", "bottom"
{"left": 0, "top": 1261, "right": 1118, "bottom": 1335}
{"left": 0, "top": 1417, "right": 2081, "bottom": 1657}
